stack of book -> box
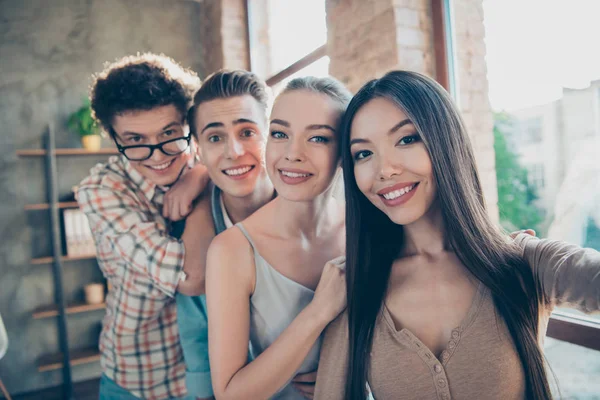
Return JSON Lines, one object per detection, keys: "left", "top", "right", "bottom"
{"left": 63, "top": 209, "right": 96, "bottom": 256}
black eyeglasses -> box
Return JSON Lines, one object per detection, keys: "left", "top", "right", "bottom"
{"left": 115, "top": 134, "right": 192, "bottom": 161}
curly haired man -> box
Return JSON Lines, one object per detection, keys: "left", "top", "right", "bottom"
{"left": 77, "top": 53, "right": 208, "bottom": 400}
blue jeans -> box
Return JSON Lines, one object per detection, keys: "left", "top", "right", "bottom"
{"left": 99, "top": 374, "right": 194, "bottom": 400}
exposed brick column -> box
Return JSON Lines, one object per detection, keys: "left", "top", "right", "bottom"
{"left": 454, "top": 0, "right": 498, "bottom": 220}
{"left": 392, "top": 0, "right": 437, "bottom": 78}
{"left": 326, "top": 0, "right": 399, "bottom": 93}
{"left": 221, "top": 0, "right": 251, "bottom": 70}
{"left": 326, "top": 0, "right": 498, "bottom": 220}
{"left": 198, "top": 0, "right": 250, "bottom": 75}
{"left": 326, "top": 0, "right": 435, "bottom": 92}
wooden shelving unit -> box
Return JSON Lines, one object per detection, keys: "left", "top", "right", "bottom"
{"left": 17, "top": 127, "right": 109, "bottom": 398}
{"left": 30, "top": 254, "right": 96, "bottom": 265}
{"left": 37, "top": 348, "right": 101, "bottom": 372}
{"left": 33, "top": 302, "right": 106, "bottom": 319}
{"left": 16, "top": 148, "right": 118, "bottom": 157}
{"left": 24, "top": 202, "right": 79, "bottom": 211}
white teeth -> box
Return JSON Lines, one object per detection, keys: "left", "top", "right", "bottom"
{"left": 382, "top": 184, "right": 416, "bottom": 200}
{"left": 148, "top": 160, "right": 172, "bottom": 170}
{"left": 224, "top": 166, "right": 252, "bottom": 176}
{"left": 281, "top": 170, "right": 310, "bottom": 178}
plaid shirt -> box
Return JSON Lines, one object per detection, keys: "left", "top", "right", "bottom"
{"left": 77, "top": 156, "right": 187, "bottom": 400}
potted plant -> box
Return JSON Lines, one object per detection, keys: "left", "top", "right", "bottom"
{"left": 68, "top": 100, "right": 101, "bottom": 151}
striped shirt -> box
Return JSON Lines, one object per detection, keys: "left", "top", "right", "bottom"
{"left": 77, "top": 155, "right": 187, "bottom": 400}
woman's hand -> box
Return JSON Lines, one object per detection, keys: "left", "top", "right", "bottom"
{"left": 509, "top": 229, "right": 536, "bottom": 239}
{"left": 310, "top": 256, "right": 347, "bottom": 324}
{"left": 163, "top": 163, "right": 209, "bottom": 221}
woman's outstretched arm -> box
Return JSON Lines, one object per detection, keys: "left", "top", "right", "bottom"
{"left": 515, "top": 233, "right": 600, "bottom": 312}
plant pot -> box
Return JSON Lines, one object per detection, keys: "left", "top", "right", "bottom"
{"left": 82, "top": 135, "right": 101, "bottom": 151}
{"left": 84, "top": 283, "right": 105, "bottom": 304}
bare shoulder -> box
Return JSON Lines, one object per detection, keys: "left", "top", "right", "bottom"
{"left": 210, "top": 224, "right": 252, "bottom": 254}
{"left": 207, "top": 225, "right": 256, "bottom": 289}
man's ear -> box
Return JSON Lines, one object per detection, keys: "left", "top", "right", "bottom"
{"left": 192, "top": 139, "right": 205, "bottom": 165}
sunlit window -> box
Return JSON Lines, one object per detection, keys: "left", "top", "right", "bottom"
{"left": 267, "top": 0, "right": 327, "bottom": 74}
{"left": 485, "top": 0, "right": 600, "bottom": 396}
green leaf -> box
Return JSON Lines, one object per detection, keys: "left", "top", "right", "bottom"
{"left": 493, "top": 112, "right": 544, "bottom": 234}
{"left": 67, "top": 100, "right": 98, "bottom": 136}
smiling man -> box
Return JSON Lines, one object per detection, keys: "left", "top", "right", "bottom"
{"left": 76, "top": 53, "right": 208, "bottom": 400}
{"left": 176, "top": 69, "right": 276, "bottom": 400}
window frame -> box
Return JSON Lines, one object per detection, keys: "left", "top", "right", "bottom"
{"left": 265, "top": 45, "right": 327, "bottom": 87}
{"left": 547, "top": 311, "right": 600, "bottom": 351}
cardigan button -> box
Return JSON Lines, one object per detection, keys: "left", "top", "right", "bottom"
{"left": 434, "top": 364, "right": 443, "bottom": 373}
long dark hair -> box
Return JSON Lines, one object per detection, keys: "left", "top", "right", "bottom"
{"left": 342, "top": 71, "right": 552, "bottom": 399}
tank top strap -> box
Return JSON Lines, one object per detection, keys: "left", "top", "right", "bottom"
{"left": 235, "top": 222, "right": 258, "bottom": 252}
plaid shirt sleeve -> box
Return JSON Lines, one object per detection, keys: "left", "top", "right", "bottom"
{"left": 77, "top": 184, "right": 185, "bottom": 298}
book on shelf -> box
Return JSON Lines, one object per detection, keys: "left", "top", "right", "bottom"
{"left": 63, "top": 208, "right": 96, "bottom": 257}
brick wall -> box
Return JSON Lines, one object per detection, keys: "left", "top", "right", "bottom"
{"left": 197, "top": 0, "right": 224, "bottom": 75}
{"left": 327, "top": 0, "right": 399, "bottom": 93}
{"left": 198, "top": 0, "right": 250, "bottom": 75}
{"left": 221, "top": 0, "right": 251, "bottom": 70}
{"left": 393, "top": 0, "right": 436, "bottom": 79}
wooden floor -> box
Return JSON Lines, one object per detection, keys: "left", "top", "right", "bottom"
{"left": 10, "top": 378, "right": 99, "bottom": 400}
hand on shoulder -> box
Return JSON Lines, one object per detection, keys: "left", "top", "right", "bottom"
{"left": 308, "top": 256, "right": 347, "bottom": 325}
{"left": 163, "top": 164, "right": 210, "bottom": 221}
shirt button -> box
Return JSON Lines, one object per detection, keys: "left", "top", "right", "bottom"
{"left": 442, "top": 394, "right": 449, "bottom": 400}
{"left": 441, "top": 351, "right": 449, "bottom": 361}
{"left": 451, "top": 329, "right": 460, "bottom": 339}
{"left": 448, "top": 341, "right": 456, "bottom": 349}
{"left": 438, "top": 379, "right": 447, "bottom": 387}
{"left": 434, "top": 364, "right": 443, "bottom": 373}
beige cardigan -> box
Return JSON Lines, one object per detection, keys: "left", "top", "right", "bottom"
{"left": 314, "top": 234, "right": 600, "bottom": 400}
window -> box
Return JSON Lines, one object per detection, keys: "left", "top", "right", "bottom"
{"left": 248, "top": 0, "right": 328, "bottom": 89}
{"left": 527, "top": 164, "right": 545, "bottom": 190}
{"left": 520, "top": 117, "right": 543, "bottom": 143}
{"left": 266, "top": 0, "right": 327, "bottom": 75}
{"left": 484, "top": 0, "right": 600, "bottom": 393}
